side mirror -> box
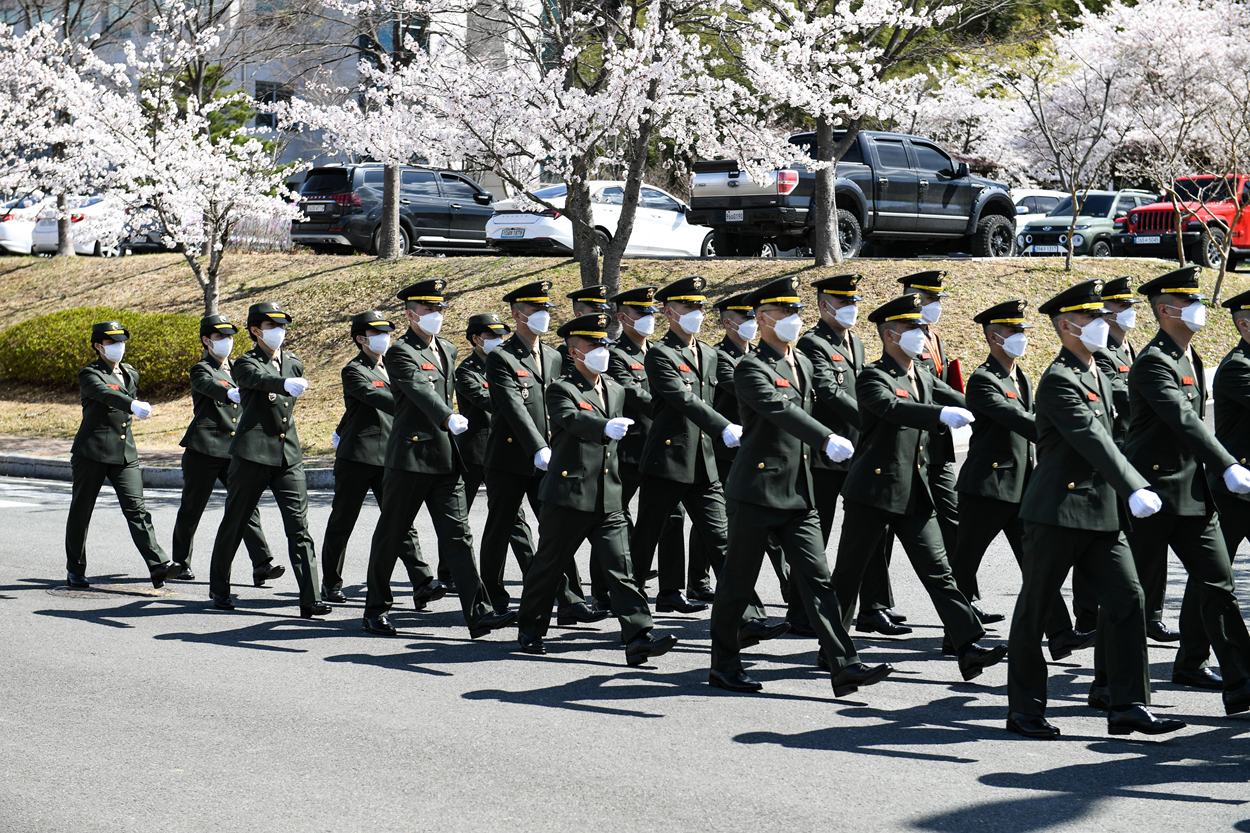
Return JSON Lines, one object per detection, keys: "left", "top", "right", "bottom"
{"left": 474, "top": 192, "right": 493, "bottom": 205}
{"left": 1016, "top": 205, "right": 1028, "bottom": 215}
{"left": 677, "top": 203, "right": 687, "bottom": 214}
{"left": 956, "top": 162, "right": 970, "bottom": 178}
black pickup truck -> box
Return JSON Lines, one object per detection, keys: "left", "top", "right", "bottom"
{"left": 687, "top": 130, "right": 1017, "bottom": 258}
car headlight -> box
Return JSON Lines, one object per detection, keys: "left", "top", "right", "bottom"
{"left": 1073, "top": 224, "right": 1091, "bottom": 230}
{"left": 1072, "top": 234, "right": 1085, "bottom": 247}
{"left": 1017, "top": 234, "right": 1026, "bottom": 246}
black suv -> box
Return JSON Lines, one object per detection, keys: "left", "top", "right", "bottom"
{"left": 291, "top": 164, "right": 496, "bottom": 255}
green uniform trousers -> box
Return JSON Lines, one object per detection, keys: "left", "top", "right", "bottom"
{"left": 208, "top": 457, "right": 320, "bottom": 606}
{"left": 608, "top": 460, "right": 684, "bottom": 602}
{"left": 1214, "top": 491, "right": 1250, "bottom": 563}
{"left": 321, "top": 458, "right": 426, "bottom": 594}
{"left": 518, "top": 503, "right": 653, "bottom": 644}
{"left": 1128, "top": 511, "right": 1250, "bottom": 688}
{"left": 479, "top": 468, "right": 582, "bottom": 613}
{"left": 833, "top": 498, "right": 983, "bottom": 650}
{"left": 66, "top": 455, "right": 166, "bottom": 576}
{"left": 364, "top": 468, "right": 493, "bottom": 625}
{"left": 1008, "top": 522, "right": 1149, "bottom": 715}
{"left": 951, "top": 493, "right": 1074, "bottom": 638}
{"left": 172, "top": 449, "right": 272, "bottom": 571}
{"left": 712, "top": 501, "right": 859, "bottom": 674}
{"left": 458, "top": 462, "right": 534, "bottom": 585}
{"left": 929, "top": 461, "right": 960, "bottom": 567}
{"left": 814, "top": 468, "right": 895, "bottom": 615}
{"left": 633, "top": 473, "right": 767, "bottom": 622}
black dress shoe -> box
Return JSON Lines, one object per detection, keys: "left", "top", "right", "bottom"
{"left": 655, "top": 590, "right": 708, "bottom": 614}
{"left": 210, "top": 593, "right": 235, "bottom": 611}
{"left": 941, "top": 637, "right": 958, "bottom": 656}
{"left": 1007, "top": 712, "right": 1061, "bottom": 739}
{"left": 708, "top": 668, "right": 762, "bottom": 692}
{"left": 172, "top": 564, "right": 196, "bottom": 581}
{"left": 1048, "top": 628, "right": 1096, "bottom": 661}
{"left": 971, "top": 601, "right": 1005, "bottom": 625}
{"left": 438, "top": 576, "right": 456, "bottom": 593}
{"left": 592, "top": 598, "right": 613, "bottom": 616}
{"left": 739, "top": 619, "right": 790, "bottom": 648}
{"left": 625, "top": 632, "right": 678, "bottom": 666}
{"left": 686, "top": 585, "right": 716, "bottom": 603}
{"left": 301, "top": 602, "right": 332, "bottom": 619}
{"left": 884, "top": 608, "right": 907, "bottom": 624}
{"left": 517, "top": 633, "right": 547, "bottom": 655}
{"left": 557, "top": 602, "right": 610, "bottom": 626}
{"left": 253, "top": 564, "right": 286, "bottom": 587}
{"left": 321, "top": 586, "right": 348, "bottom": 604}
{"left": 831, "top": 662, "right": 894, "bottom": 697}
{"left": 1108, "top": 705, "right": 1186, "bottom": 736}
{"left": 958, "top": 642, "right": 1009, "bottom": 681}
{"left": 413, "top": 580, "right": 447, "bottom": 610}
{"left": 1147, "top": 620, "right": 1181, "bottom": 643}
{"left": 1222, "top": 679, "right": 1250, "bottom": 715}
{"left": 363, "top": 615, "right": 397, "bottom": 636}
{"left": 149, "top": 561, "right": 182, "bottom": 588}
{"left": 785, "top": 618, "right": 818, "bottom": 637}
{"left": 66, "top": 572, "right": 90, "bottom": 588}
{"left": 1088, "top": 685, "right": 1111, "bottom": 711}
{"left": 1172, "top": 667, "right": 1224, "bottom": 689}
{"left": 470, "top": 609, "right": 518, "bottom": 639}
{"left": 856, "top": 609, "right": 913, "bottom": 636}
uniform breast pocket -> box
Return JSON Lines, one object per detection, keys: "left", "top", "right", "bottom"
{"left": 408, "top": 433, "right": 429, "bottom": 443}
{"left": 556, "top": 467, "right": 585, "bottom": 479}
{"left": 991, "top": 459, "right": 1015, "bottom": 471}
{"left": 757, "top": 456, "right": 782, "bottom": 473}
{"left": 359, "top": 426, "right": 382, "bottom": 437}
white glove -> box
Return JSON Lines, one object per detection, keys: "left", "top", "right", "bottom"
{"left": 939, "top": 406, "right": 975, "bottom": 429}
{"left": 1224, "top": 464, "right": 1250, "bottom": 495}
{"left": 534, "top": 447, "right": 551, "bottom": 471}
{"left": 226, "top": 387, "right": 241, "bottom": 404}
{"left": 1128, "top": 488, "right": 1163, "bottom": 518}
{"left": 330, "top": 430, "right": 340, "bottom": 449}
{"left": 130, "top": 400, "right": 152, "bottom": 419}
{"left": 283, "top": 377, "right": 310, "bottom": 397}
{"left": 721, "top": 424, "right": 743, "bottom": 449}
{"left": 447, "top": 414, "right": 469, "bottom": 435}
{"left": 604, "top": 417, "right": 634, "bottom": 440}
{"left": 824, "top": 434, "right": 854, "bottom": 463}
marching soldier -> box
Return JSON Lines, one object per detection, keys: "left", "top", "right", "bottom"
{"left": 1123, "top": 267, "right": 1250, "bottom": 701}
{"left": 480, "top": 280, "right": 597, "bottom": 622}
{"left": 1094, "top": 275, "right": 1140, "bottom": 448}
{"left": 830, "top": 295, "right": 1008, "bottom": 682}
{"left": 709, "top": 275, "right": 891, "bottom": 696}
{"left": 949, "top": 300, "right": 1091, "bottom": 661}
{"left": 170, "top": 314, "right": 277, "bottom": 584}
{"left": 797, "top": 274, "right": 904, "bottom": 637}
{"left": 515, "top": 314, "right": 678, "bottom": 665}
{"left": 1007, "top": 279, "right": 1181, "bottom": 739}
{"left": 319, "top": 311, "right": 436, "bottom": 606}
{"left": 558, "top": 284, "right": 612, "bottom": 376}
{"left": 65, "top": 321, "right": 181, "bottom": 588}
{"left": 207, "top": 302, "right": 329, "bottom": 618}
{"left": 360, "top": 280, "right": 517, "bottom": 639}
{"left": 454, "top": 313, "right": 535, "bottom": 591}
{"left": 1209, "top": 289, "right": 1250, "bottom": 563}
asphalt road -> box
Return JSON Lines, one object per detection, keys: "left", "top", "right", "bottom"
{"left": 1, "top": 473, "right": 1248, "bottom": 832}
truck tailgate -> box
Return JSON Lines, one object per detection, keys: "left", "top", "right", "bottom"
{"left": 691, "top": 167, "right": 782, "bottom": 204}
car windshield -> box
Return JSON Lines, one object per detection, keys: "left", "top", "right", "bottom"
{"left": 1171, "top": 177, "right": 1237, "bottom": 203}
{"left": 530, "top": 185, "right": 567, "bottom": 199}
{"left": 1049, "top": 194, "right": 1115, "bottom": 217}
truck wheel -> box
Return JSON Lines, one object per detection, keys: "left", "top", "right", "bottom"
{"left": 973, "top": 214, "right": 1015, "bottom": 257}
{"left": 372, "top": 225, "right": 411, "bottom": 257}
{"left": 735, "top": 238, "right": 765, "bottom": 257}
{"left": 711, "top": 230, "right": 739, "bottom": 257}
{"left": 1090, "top": 240, "right": 1112, "bottom": 257}
{"left": 837, "top": 209, "right": 862, "bottom": 259}
{"left": 1196, "top": 229, "right": 1225, "bottom": 268}
{"left": 594, "top": 228, "right": 610, "bottom": 256}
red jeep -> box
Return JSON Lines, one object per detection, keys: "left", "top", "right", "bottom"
{"left": 1115, "top": 175, "right": 1250, "bottom": 269}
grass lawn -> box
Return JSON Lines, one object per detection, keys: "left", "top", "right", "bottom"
{"left": 1, "top": 250, "right": 1246, "bottom": 456}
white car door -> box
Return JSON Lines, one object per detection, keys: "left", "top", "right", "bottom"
{"left": 634, "top": 187, "right": 700, "bottom": 256}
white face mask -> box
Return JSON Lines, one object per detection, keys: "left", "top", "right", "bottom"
{"left": 921, "top": 302, "right": 942, "bottom": 325}
{"left": 482, "top": 336, "right": 503, "bottom": 354}
{"left": 999, "top": 333, "right": 1028, "bottom": 359}
{"left": 366, "top": 333, "right": 391, "bottom": 356}
{"left": 735, "top": 319, "right": 759, "bottom": 341}
{"left": 1071, "top": 317, "right": 1109, "bottom": 351}
{"left": 769, "top": 312, "right": 804, "bottom": 344}
{"left": 674, "top": 309, "right": 704, "bottom": 334}
{"left": 208, "top": 337, "right": 232, "bottom": 358}
{"left": 260, "top": 326, "right": 286, "bottom": 351}
{"left": 524, "top": 310, "right": 550, "bottom": 333}
{"left": 417, "top": 311, "right": 444, "bottom": 336}
{"left": 1113, "top": 308, "right": 1137, "bottom": 330}
{"left": 833, "top": 304, "right": 858, "bottom": 329}
{"left": 629, "top": 314, "right": 656, "bottom": 336}
{"left": 101, "top": 342, "right": 125, "bottom": 363}
{"left": 1173, "top": 302, "right": 1207, "bottom": 332}
{"left": 579, "top": 346, "right": 611, "bottom": 374}
{"left": 897, "top": 328, "right": 928, "bottom": 358}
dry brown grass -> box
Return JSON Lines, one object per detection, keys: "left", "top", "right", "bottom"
{"left": 2, "top": 251, "right": 1247, "bottom": 455}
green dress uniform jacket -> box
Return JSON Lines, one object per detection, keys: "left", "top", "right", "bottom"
{"left": 796, "top": 320, "right": 863, "bottom": 472}
{"left": 709, "top": 335, "right": 748, "bottom": 463}
{"left": 1209, "top": 340, "right": 1250, "bottom": 558}
{"left": 1094, "top": 337, "right": 1135, "bottom": 446}
{"left": 229, "top": 346, "right": 306, "bottom": 467}
{"left": 640, "top": 330, "right": 730, "bottom": 482}
{"left": 915, "top": 328, "right": 955, "bottom": 461}
{"left": 485, "top": 335, "right": 559, "bottom": 475}
{"left": 454, "top": 350, "right": 491, "bottom": 468}
{"left": 539, "top": 374, "right": 625, "bottom": 512}
{"left": 606, "top": 336, "right": 653, "bottom": 467}
{"left": 383, "top": 329, "right": 461, "bottom": 474}
{"left": 336, "top": 351, "right": 395, "bottom": 466}
{"left": 71, "top": 359, "right": 142, "bottom": 464}
{"left": 180, "top": 353, "right": 242, "bottom": 456}
{"left": 955, "top": 356, "right": 1036, "bottom": 503}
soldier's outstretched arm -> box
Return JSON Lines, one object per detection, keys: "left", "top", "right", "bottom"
{"left": 1131, "top": 353, "right": 1237, "bottom": 470}
{"left": 965, "top": 372, "right": 1037, "bottom": 441}
{"left": 232, "top": 354, "right": 291, "bottom": 393}
{"left": 856, "top": 367, "right": 947, "bottom": 431}
{"left": 189, "top": 363, "right": 233, "bottom": 403}
{"left": 1037, "top": 377, "right": 1148, "bottom": 499}
{"left": 485, "top": 349, "right": 547, "bottom": 455}
{"left": 734, "top": 357, "right": 834, "bottom": 448}
{"left": 79, "top": 366, "right": 135, "bottom": 410}
{"left": 797, "top": 338, "right": 859, "bottom": 428}
{"left": 389, "top": 346, "right": 454, "bottom": 428}
{"left": 644, "top": 348, "right": 730, "bottom": 435}
{"left": 343, "top": 362, "right": 397, "bottom": 415}
{"left": 547, "top": 385, "right": 611, "bottom": 444}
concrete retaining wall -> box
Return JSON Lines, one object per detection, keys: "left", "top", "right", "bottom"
{"left": 0, "top": 453, "right": 335, "bottom": 490}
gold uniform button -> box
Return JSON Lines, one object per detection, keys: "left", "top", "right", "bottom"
{"left": 803, "top": 455, "right": 808, "bottom": 461}
{"left": 413, "top": 436, "right": 419, "bottom": 441}
{"left": 280, "top": 433, "right": 286, "bottom": 438}
{"left": 665, "top": 439, "right": 672, "bottom": 446}
{"left": 230, "top": 431, "right": 235, "bottom": 436}
{"left": 1152, "top": 464, "right": 1159, "bottom": 471}
{"left": 604, "top": 468, "right": 609, "bottom": 473}
{"left": 232, "top": 418, "right": 237, "bottom": 423}
{"left": 757, "top": 462, "right": 765, "bottom": 469}
{"left": 874, "top": 468, "right": 881, "bottom": 474}
{"left": 507, "top": 437, "right": 513, "bottom": 443}
{"left": 232, "top": 404, "right": 238, "bottom": 410}
{"left": 120, "top": 434, "right": 125, "bottom": 440}
{"left": 1067, "top": 482, "right": 1075, "bottom": 490}
{"left": 284, "top": 402, "right": 289, "bottom": 407}
{"left": 991, "top": 462, "right": 998, "bottom": 469}
{"left": 282, "top": 418, "right": 287, "bottom": 423}
{"left": 606, "top": 452, "right": 610, "bottom": 457}
{"left": 561, "top": 471, "right": 567, "bottom": 477}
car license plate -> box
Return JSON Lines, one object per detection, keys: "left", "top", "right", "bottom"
{"left": 725, "top": 209, "right": 744, "bottom": 222}
{"left": 304, "top": 203, "right": 327, "bottom": 213}
{"left": 501, "top": 228, "right": 526, "bottom": 238}
{"left": 1033, "top": 245, "right": 1060, "bottom": 253}
{"left": 1135, "top": 235, "right": 1161, "bottom": 244}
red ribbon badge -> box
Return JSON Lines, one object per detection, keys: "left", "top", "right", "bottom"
{"left": 776, "top": 379, "right": 791, "bottom": 387}
{"left": 1182, "top": 376, "right": 1194, "bottom": 385}
{"left": 516, "top": 369, "right": 530, "bottom": 377}
{"left": 108, "top": 384, "right": 120, "bottom": 391}
{"left": 678, "top": 364, "right": 690, "bottom": 372}
{"left": 421, "top": 363, "right": 436, "bottom": 371}
{"left": 1087, "top": 392, "right": 1099, "bottom": 401}
{"left": 1006, "top": 391, "right": 1017, "bottom": 399}
{"left": 372, "top": 380, "right": 385, "bottom": 387}
{"left": 830, "top": 354, "right": 844, "bottom": 362}
{"left": 218, "top": 380, "right": 231, "bottom": 387}
{"left": 630, "top": 362, "right": 643, "bottom": 370}
{"left": 1119, "top": 365, "right": 1130, "bottom": 372}
{"left": 895, "top": 388, "right": 909, "bottom": 398}
{"left": 578, "top": 401, "right": 593, "bottom": 410}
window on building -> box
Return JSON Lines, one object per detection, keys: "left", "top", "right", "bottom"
{"left": 255, "top": 81, "right": 293, "bottom": 129}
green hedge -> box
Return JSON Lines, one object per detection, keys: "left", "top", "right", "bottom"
{"left": 0, "top": 307, "right": 224, "bottom": 398}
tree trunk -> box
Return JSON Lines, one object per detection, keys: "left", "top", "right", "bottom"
{"left": 56, "top": 192, "right": 76, "bottom": 258}
{"left": 812, "top": 117, "right": 839, "bottom": 266}
{"left": 600, "top": 121, "right": 653, "bottom": 301}
{"left": 1064, "top": 185, "right": 1079, "bottom": 272}
{"left": 1174, "top": 205, "right": 1186, "bottom": 266}
{"left": 565, "top": 169, "right": 601, "bottom": 287}
{"left": 378, "top": 164, "right": 403, "bottom": 259}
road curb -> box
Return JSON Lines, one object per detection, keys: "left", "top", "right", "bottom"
{"left": 0, "top": 452, "right": 336, "bottom": 490}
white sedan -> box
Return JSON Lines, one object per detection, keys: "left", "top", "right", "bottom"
{"left": 0, "top": 196, "right": 54, "bottom": 255}
{"left": 31, "top": 196, "right": 127, "bottom": 257}
{"left": 486, "top": 181, "right": 714, "bottom": 257}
